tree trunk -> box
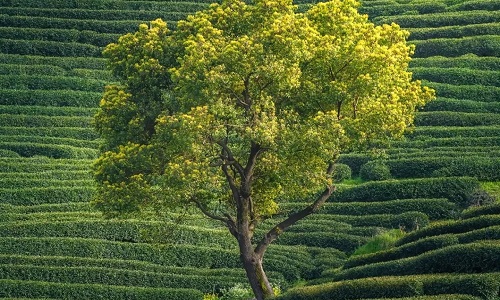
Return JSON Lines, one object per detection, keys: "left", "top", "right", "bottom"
{"left": 239, "top": 234, "right": 274, "bottom": 300}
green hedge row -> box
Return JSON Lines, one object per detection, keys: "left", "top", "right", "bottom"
{"left": 0, "top": 0, "right": 213, "bottom": 9}
{"left": 286, "top": 198, "right": 456, "bottom": 220}
{"left": 70, "top": 68, "right": 112, "bottom": 81}
{"left": 448, "top": 0, "right": 500, "bottom": 11}
{"left": 409, "top": 125, "right": 500, "bottom": 139}
{"left": 387, "top": 149, "right": 500, "bottom": 160}
{"left": 374, "top": 10, "right": 500, "bottom": 28}
{"left": 0, "top": 27, "right": 119, "bottom": 48}
{"left": 0, "top": 170, "right": 91, "bottom": 181}
{"left": 396, "top": 215, "right": 500, "bottom": 245}
{"left": 0, "top": 135, "right": 99, "bottom": 148}
{"left": 359, "top": 2, "right": 446, "bottom": 18}
{"left": 331, "top": 177, "right": 479, "bottom": 208}
{"left": 0, "top": 105, "right": 95, "bottom": 117}
{"left": 273, "top": 232, "right": 369, "bottom": 253}
{"left": 0, "top": 254, "right": 248, "bottom": 279}
{"left": 3, "top": 7, "right": 189, "bottom": 22}
{"left": 394, "top": 136, "right": 500, "bottom": 148}
{"left": 309, "top": 212, "right": 430, "bottom": 231}
{"left": 412, "top": 35, "right": 500, "bottom": 58}
{"left": 0, "top": 202, "right": 90, "bottom": 214}
{"left": 0, "top": 279, "right": 203, "bottom": 300}
{"left": 0, "top": 220, "right": 235, "bottom": 248}
{"left": 461, "top": 202, "right": 500, "bottom": 219}
{"left": 411, "top": 56, "right": 500, "bottom": 71}
{"left": 409, "top": 23, "right": 500, "bottom": 41}
{"left": 344, "top": 234, "right": 460, "bottom": 269}
{"left": 0, "top": 89, "right": 101, "bottom": 107}
{"left": 0, "top": 127, "right": 97, "bottom": 140}
{"left": 0, "top": 150, "right": 19, "bottom": 158}
{"left": 361, "top": 295, "right": 481, "bottom": 300}
{"left": 0, "top": 142, "right": 97, "bottom": 159}
{"left": 0, "top": 178, "right": 92, "bottom": 189}
{"left": 421, "top": 98, "right": 500, "bottom": 113}
{"left": 414, "top": 112, "right": 500, "bottom": 126}
{"left": 0, "top": 15, "right": 172, "bottom": 34}
{"left": 337, "top": 153, "right": 371, "bottom": 176}
{"left": 278, "top": 273, "right": 500, "bottom": 300}
{"left": 0, "top": 54, "right": 106, "bottom": 70}
{"left": 385, "top": 156, "right": 500, "bottom": 180}
{"left": 0, "top": 63, "right": 66, "bottom": 76}
{"left": 0, "top": 75, "right": 106, "bottom": 92}
{"left": 0, "top": 264, "right": 246, "bottom": 293}
{"left": 0, "top": 186, "right": 95, "bottom": 205}
{"left": 0, "top": 38, "right": 102, "bottom": 57}
{"left": 332, "top": 242, "right": 500, "bottom": 281}
{"left": 423, "top": 81, "right": 500, "bottom": 102}
{"left": 411, "top": 67, "right": 500, "bottom": 87}
{"left": 0, "top": 114, "right": 91, "bottom": 128}
{"left": 0, "top": 158, "right": 90, "bottom": 173}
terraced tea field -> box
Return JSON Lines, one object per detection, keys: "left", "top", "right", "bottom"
{"left": 0, "top": 0, "right": 499, "bottom": 299}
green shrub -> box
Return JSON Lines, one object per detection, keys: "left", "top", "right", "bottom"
{"left": 331, "top": 177, "right": 480, "bottom": 208}
{"left": 0, "top": 63, "right": 67, "bottom": 76}
{"left": 0, "top": 150, "right": 19, "bottom": 158}
{"left": 0, "top": 143, "right": 97, "bottom": 159}
{"left": 344, "top": 234, "right": 460, "bottom": 269}
{"left": 409, "top": 23, "right": 500, "bottom": 41}
{"left": 0, "top": 89, "right": 101, "bottom": 107}
{"left": 333, "top": 163, "right": 352, "bottom": 182}
{"left": 411, "top": 67, "right": 500, "bottom": 87}
{"left": 360, "top": 161, "right": 391, "bottom": 181}
{"left": 373, "top": 11, "right": 500, "bottom": 28}
{"left": 333, "top": 242, "right": 500, "bottom": 281}
{"left": 0, "top": 75, "right": 106, "bottom": 92}
{"left": 0, "top": 0, "right": 213, "bottom": 9}
{"left": 423, "top": 81, "right": 500, "bottom": 102}
{"left": 362, "top": 295, "right": 481, "bottom": 300}
{"left": 0, "top": 136, "right": 99, "bottom": 148}
{"left": 0, "top": 114, "right": 91, "bottom": 128}
{"left": 312, "top": 212, "right": 430, "bottom": 231}
{"left": 337, "top": 153, "right": 371, "bottom": 176}
{"left": 0, "top": 187, "right": 95, "bottom": 205}
{"left": 0, "top": 38, "right": 102, "bottom": 57}
{"left": 448, "top": 0, "right": 500, "bottom": 11}
{"left": 421, "top": 98, "right": 500, "bottom": 113}
{"left": 352, "top": 229, "right": 405, "bottom": 256}
{"left": 461, "top": 202, "right": 500, "bottom": 219}
{"left": 396, "top": 215, "right": 500, "bottom": 245}
{"left": 275, "top": 232, "right": 369, "bottom": 253}
{"left": 0, "top": 54, "right": 106, "bottom": 70}
{"left": 0, "top": 127, "right": 98, "bottom": 140}
{"left": 421, "top": 273, "right": 500, "bottom": 300}
{"left": 320, "top": 198, "right": 457, "bottom": 220}
{"left": 359, "top": 2, "right": 446, "bottom": 18}
{"left": 411, "top": 56, "right": 500, "bottom": 71}
{"left": 0, "top": 279, "right": 203, "bottom": 300}
{"left": 412, "top": 35, "right": 500, "bottom": 58}
{"left": 415, "top": 112, "right": 500, "bottom": 127}
{"left": 458, "top": 225, "right": 500, "bottom": 243}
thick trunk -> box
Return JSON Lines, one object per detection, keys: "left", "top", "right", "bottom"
{"left": 239, "top": 235, "right": 274, "bottom": 300}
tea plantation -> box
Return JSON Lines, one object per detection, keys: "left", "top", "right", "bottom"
{"left": 0, "top": 0, "right": 499, "bottom": 299}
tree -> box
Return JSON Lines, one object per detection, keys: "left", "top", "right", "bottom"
{"left": 92, "top": 0, "right": 434, "bottom": 298}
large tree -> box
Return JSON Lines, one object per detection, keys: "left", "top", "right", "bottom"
{"left": 93, "top": 0, "right": 434, "bottom": 298}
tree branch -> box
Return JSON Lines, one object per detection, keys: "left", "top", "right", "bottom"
{"left": 254, "top": 162, "right": 336, "bottom": 258}
{"left": 217, "top": 140, "right": 245, "bottom": 178}
{"left": 191, "top": 197, "right": 238, "bottom": 238}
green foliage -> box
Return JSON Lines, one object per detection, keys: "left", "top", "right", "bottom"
{"left": 461, "top": 202, "right": 500, "bottom": 219}
{"left": 360, "top": 161, "right": 392, "bottom": 181}
{"left": 331, "top": 177, "right": 480, "bottom": 208}
{"left": 0, "top": 38, "right": 102, "bottom": 57}
{"left": 408, "top": 23, "right": 500, "bottom": 41}
{"left": 0, "top": 279, "right": 203, "bottom": 300}
{"left": 0, "top": 89, "right": 101, "bottom": 107}
{"left": 421, "top": 98, "right": 500, "bottom": 113}
{"left": 0, "top": 54, "right": 106, "bottom": 70}
{"left": 423, "top": 81, "right": 500, "bottom": 102}
{"left": 332, "top": 163, "right": 352, "bottom": 182}
{"left": 0, "top": 187, "right": 95, "bottom": 205}
{"left": 412, "top": 35, "right": 500, "bottom": 58}
{"left": 411, "top": 67, "right": 500, "bottom": 87}
{"left": 415, "top": 112, "right": 500, "bottom": 127}
{"left": 0, "top": 75, "right": 106, "bottom": 92}
{"left": 373, "top": 10, "right": 500, "bottom": 28}
{"left": 352, "top": 229, "right": 405, "bottom": 256}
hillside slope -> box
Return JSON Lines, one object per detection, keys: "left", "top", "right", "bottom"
{"left": 0, "top": 0, "right": 499, "bottom": 299}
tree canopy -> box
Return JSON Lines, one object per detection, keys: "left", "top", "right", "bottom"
{"left": 93, "top": 0, "right": 434, "bottom": 298}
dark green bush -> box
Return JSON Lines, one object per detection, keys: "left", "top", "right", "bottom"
{"left": 0, "top": 136, "right": 99, "bottom": 149}
{"left": 331, "top": 177, "right": 480, "bottom": 208}
{"left": 374, "top": 11, "right": 500, "bottom": 28}
{"left": 461, "top": 202, "right": 500, "bottom": 219}
{"left": 0, "top": 178, "right": 92, "bottom": 189}
{"left": 316, "top": 212, "right": 430, "bottom": 231}
{"left": 0, "top": 149, "right": 19, "bottom": 158}
{"left": 333, "top": 242, "right": 500, "bottom": 281}
{"left": 0, "top": 186, "right": 95, "bottom": 205}
{"left": 344, "top": 234, "right": 460, "bottom": 269}
{"left": 0, "top": 54, "right": 106, "bottom": 70}
{"left": 409, "top": 23, "right": 500, "bottom": 41}
{"left": 0, "top": 38, "right": 102, "bottom": 57}
{"left": 411, "top": 67, "right": 500, "bottom": 87}
{"left": 0, "top": 114, "right": 91, "bottom": 128}
{"left": 337, "top": 153, "right": 371, "bottom": 176}
{"left": 411, "top": 56, "right": 500, "bottom": 71}
{"left": 0, "top": 279, "right": 203, "bottom": 300}
{"left": 0, "top": 142, "right": 97, "bottom": 159}
{"left": 421, "top": 98, "right": 500, "bottom": 113}
{"left": 275, "top": 232, "right": 368, "bottom": 253}
{"left": 320, "top": 198, "right": 456, "bottom": 220}
{"left": 448, "top": 0, "right": 500, "bottom": 11}
{"left": 0, "top": 89, "right": 101, "bottom": 107}
{"left": 0, "top": 63, "right": 66, "bottom": 76}
{"left": 415, "top": 112, "right": 500, "bottom": 127}
{"left": 333, "top": 163, "right": 352, "bottom": 182}
{"left": 0, "top": 75, "right": 106, "bottom": 92}
{"left": 412, "top": 35, "right": 500, "bottom": 58}
{"left": 359, "top": 2, "right": 446, "bottom": 18}
{"left": 423, "top": 81, "right": 500, "bottom": 102}
{"left": 0, "top": 0, "right": 213, "bottom": 9}
{"left": 0, "top": 127, "right": 98, "bottom": 140}
{"left": 362, "top": 295, "right": 481, "bottom": 300}
{"left": 360, "top": 161, "right": 391, "bottom": 181}
{"left": 0, "top": 105, "right": 96, "bottom": 117}
{"left": 396, "top": 215, "right": 500, "bottom": 245}
{"left": 421, "top": 272, "right": 500, "bottom": 300}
